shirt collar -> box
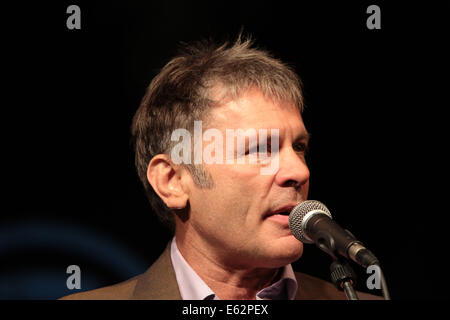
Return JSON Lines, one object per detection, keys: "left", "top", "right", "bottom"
{"left": 256, "top": 263, "right": 298, "bottom": 300}
{"left": 170, "top": 237, "right": 216, "bottom": 300}
{"left": 170, "top": 237, "right": 298, "bottom": 300}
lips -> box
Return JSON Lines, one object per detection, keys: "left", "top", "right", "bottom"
{"left": 266, "top": 203, "right": 298, "bottom": 218}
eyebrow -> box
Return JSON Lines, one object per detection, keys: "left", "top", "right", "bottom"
{"left": 294, "top": 131, "right": 311, "bottom": 144}
{"left": 263, "top": 130, "right": 311, "bottom": 146}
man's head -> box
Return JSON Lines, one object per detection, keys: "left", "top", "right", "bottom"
{"left": 131, "top": 35, "right": 309, "bottom": 268}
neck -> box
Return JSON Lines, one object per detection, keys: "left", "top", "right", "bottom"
{"left": 175, "top": 234, "right": 281, "bottom": 300}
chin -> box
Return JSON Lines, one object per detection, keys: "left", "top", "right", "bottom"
{"left": 261, "top": 236, "right": 304, "bottom": 268}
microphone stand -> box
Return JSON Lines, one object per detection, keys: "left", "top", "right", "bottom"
{"left": 315, "top": 240, "right": 359, "bottom": 300}
{"left": 330, "top": 258, "right": 359, "bottom": 300}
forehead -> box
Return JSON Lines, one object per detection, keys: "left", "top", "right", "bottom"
{"left": 206, "top": 88, "right": 305, "bottom": 134}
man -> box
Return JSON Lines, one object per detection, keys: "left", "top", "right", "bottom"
{"left": 61, "top": 35, "right": 380, "bottom": 300}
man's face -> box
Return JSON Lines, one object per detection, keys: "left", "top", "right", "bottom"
{"left": 182, "top": 88, "right": 310, "bottom": 269}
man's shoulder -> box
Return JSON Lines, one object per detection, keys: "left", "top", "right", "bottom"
{"left": 294, "top": 271, "right": 382, "bottom": 300}
{"left": 59, "top": 275, "right": 140, "bottom": 300}
{"left": 59, "top": 243, "right": 180, "bottom": 300}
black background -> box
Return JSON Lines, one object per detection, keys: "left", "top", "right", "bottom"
{"left": 1, "top": 1, "right": 449, "bottom": 299}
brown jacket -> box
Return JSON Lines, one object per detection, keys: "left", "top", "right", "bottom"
{"left": 60, "top": 244, "right": 381, "bottom": 300}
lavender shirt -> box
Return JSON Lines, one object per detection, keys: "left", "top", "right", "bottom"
{"left": 170, "top": 237, "right": 298, "bottom": 300}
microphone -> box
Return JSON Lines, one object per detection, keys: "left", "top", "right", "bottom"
{"left": 289, "top": 200, "right": 379, "bottom": 268}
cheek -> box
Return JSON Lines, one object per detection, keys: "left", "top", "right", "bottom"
{"left": 195, "top": 163, "right": 273, "bottom": 222}
{"left": 207, "top": 163, "right": 260, "bottom": 196}
{"left": 218, "top": 169, "right": 272, "bottom": 215}
{"left": 189, "top": 172, "right": 242, "bottom": 223}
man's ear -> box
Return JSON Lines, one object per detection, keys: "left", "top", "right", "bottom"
{"left": 147, "top": 154, "right": 189, "bottom": 209}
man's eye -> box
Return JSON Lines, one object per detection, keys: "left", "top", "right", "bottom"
{"left": 293, "top": 142, "right": 308, "bottom": 153}
{"left": 245, "top": 144, "right": 271, "bottom": 155}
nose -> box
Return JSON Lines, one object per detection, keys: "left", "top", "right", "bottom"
{"left": 274, "top": 148, "right": 310, "bottom": 190}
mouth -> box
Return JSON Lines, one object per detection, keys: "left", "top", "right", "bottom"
{"left": 265, "top": 203, "right": 298, "bottom": 219}
{"left": 272, "top": 210, "right": 291, "bottom": 216}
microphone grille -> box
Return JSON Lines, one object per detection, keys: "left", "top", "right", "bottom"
{"left": 289, "top": 200, "right": 332, "bottom": 243}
